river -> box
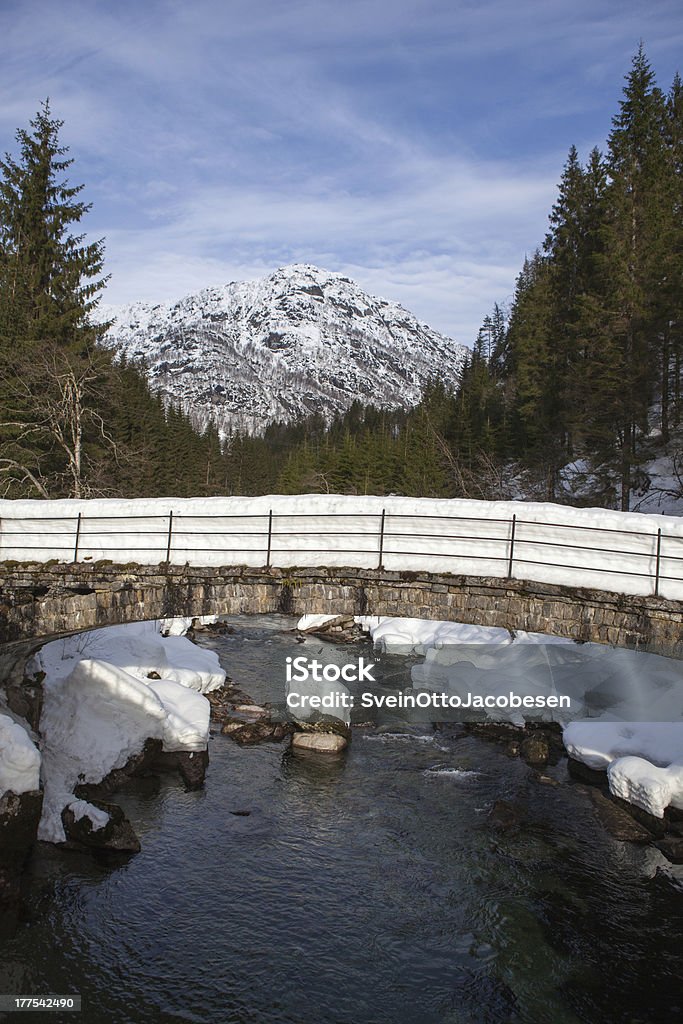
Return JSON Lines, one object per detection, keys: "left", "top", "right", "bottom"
{"left": 2, "top": 615, "right": 682, "bottom": 1024}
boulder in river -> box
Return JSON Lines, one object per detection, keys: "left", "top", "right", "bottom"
{"left": 0, "top": 789, "right": 43, "bottom": 921}
{"left": 61, "top": 800, "right": 141, "bottom": 853}
{"left": 520, "top": 734, "right": 550, "bottom": 767}
{"left": 221, "top": 720, "right": 293, "bottom": 745}
{"left": 487, "top": 799, "right": 525, "bottom": 831}
{"left": 290, "top": 715, "right": 350, "bottom": 754}
{"left": 154, "top": 748, "right": 209, "bottom": 789}
{"left": 291, "top": 732, "right": 348, "bottom": 754}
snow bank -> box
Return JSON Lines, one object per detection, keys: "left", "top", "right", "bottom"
{"left": 34, "top": 621, "right": 225, "bottom": 694}
{"left": 1, "top": 493, "right": 681, "bottom": 599}
{"left": 38, "top": 658, "right": 167, "bottom": 842}
{"left": 358, "top": 615, "right": 683, "bottom": 817}
{"left": 34, "top": 618, "right": 225, "bottom": 843}
{"left": 356, "top": 616, "right": 514, "bottom": 651}
{"left": 297, "top": 614, "right": 338, "bottom": 631}
{"left": 147, "top": 679, "right": 210, "bottom": 751}
{"left": 0, "top": 715, "right": 41, "bottom": 795}
{"left": 564, "top": 722, "right": 683, "bottom": 818}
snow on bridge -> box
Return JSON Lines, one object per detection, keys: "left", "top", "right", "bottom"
{"left": 1, "top": 494, "right": 682, "bottom": 601}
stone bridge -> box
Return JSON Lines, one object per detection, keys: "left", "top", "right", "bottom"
{"left": 1, "top": 561, "right": 682, "bottom": 657}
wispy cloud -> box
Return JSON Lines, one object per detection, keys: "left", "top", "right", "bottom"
{"left": 1, "top": 0, "right": 681, "bottom": 343}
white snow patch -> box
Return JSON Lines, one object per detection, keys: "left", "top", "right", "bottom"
{"left": 34, "top": 620, "right": 225, "bottom": 843}
{"left": 356, "top": 616, "right": 513, "bottom": 651}
{"left": 564, "top": 722, "right": 683, "bottom": 818}
{"left": 296, "top": 614, "right": 338, "bottom": 631}
{"left": 0, "top": 715, "right": 41, "bottom": 795}
{"left": 359, "top": 614, "right": 683, "bottom": 818}
{"left": 147, "top": 679, "right": 210, "bottom": 751}
{"left": 68, "top": 799, "right": 110, "bottom": 831}
{"left": 1, "top": 493, "right": 681, "bottom": 599}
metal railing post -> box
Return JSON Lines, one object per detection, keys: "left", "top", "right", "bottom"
{"left": 73, "top": 512, "right": 82, "bottom": 563}
{"left": 166, "top": 511, "right": 174, "bottom": 563}
{"left": 378, "top": 508, "right": 386, "bottom": 570}
{"left": 654, "top": 528, "right": 662, "bottom": 597}
{"left": 266, "top": 509, "right": 273, "bottom": 567}
{"left": 507, "top": 514, "right": 516, "bottom": 580}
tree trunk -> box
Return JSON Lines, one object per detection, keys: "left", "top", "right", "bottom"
{"left": 661, "top": 323, "right": 670, "bottom": 443}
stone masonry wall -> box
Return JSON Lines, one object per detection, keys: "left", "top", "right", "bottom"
{"left": 1, "top": 562, "right": 681, "bottom": 656}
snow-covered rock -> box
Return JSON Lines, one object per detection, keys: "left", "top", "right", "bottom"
{"left": 357, "top": 615, "right": 683, "bottom": 818}
{"left": 99, "top": 264, "right": 467, "bottom": 435}
{"left": 34, "top": 620, "right": 225, "bottom": 843}
{"left": 0, "top": 715, "right": 41, "bottom": 796}
{"left": 564, "top": 722, "right": 683, "bottom": 818}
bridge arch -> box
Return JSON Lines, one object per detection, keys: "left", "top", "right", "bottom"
{"left": 1, "top": 563, "right": 681, "bottom": 657}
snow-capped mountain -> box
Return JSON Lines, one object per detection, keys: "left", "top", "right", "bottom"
{"left": 100, "top": 264, "right": 468, "bottom": 435}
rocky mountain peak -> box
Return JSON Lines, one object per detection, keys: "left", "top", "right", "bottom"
{"left": 100, "top": 265, "right": 467, "bottom": 436}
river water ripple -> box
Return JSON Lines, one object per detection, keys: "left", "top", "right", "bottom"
{"left": 2, "top": 615, "right": 682, "bottom": 1024}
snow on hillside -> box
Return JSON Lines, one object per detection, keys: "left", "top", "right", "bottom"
{"left": 99, "top": 264, "right": 468, "bottom": 435}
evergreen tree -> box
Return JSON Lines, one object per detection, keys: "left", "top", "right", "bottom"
{"left": 603, "top": 45, "right": 670, "bottom": 508}
{"left": 0, "top": 102, "right": 110, "bottom": 497}
{"left": 0, "top": 100, "right": 107, "bottom": 350}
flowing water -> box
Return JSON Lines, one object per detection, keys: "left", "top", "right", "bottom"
{"left": 2, "top": 615, "right": 683, "bottom": 1024}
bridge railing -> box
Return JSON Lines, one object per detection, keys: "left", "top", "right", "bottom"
{"left": 1, "top": 506, "right": 682, "bottom": 600}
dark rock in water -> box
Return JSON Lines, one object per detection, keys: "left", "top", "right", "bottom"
{"left": 75, "top": 737, "right": 163, "bottom": 800}
{"left": 666, "top": 818, "right": 683, "bottom": 837}
{"left": 230, "top": 809, "right": 251, "bottom": 817}
{"left": 0, "top": 866, "right": 22, "bottom": 933}
{"left": 0, "top": 790, "right": 43, "bottom": 934}
{"left": 206, "top": 682, "right": 265, "bottom": 723}
{"left": 221, "top": 720, "right": 293, "bottom": 745}
{"left": 520, "top": 734, "right": 549, "bottom": 766}
{"left": 654, "top": 837, "right": 683, "bottom": 863}
{"left": 587, "top": 789, "right": 654, "bottom": 842}
{"left": 61, "top": 800, "right": 141, "bottom": 853}
{"left": 154, "top": 749, "right": 209, "bottom": 789}
{"left": 468, "top": 722, "right": 563, "bottom": 765}
{"left": 532, "top": 772, "right": 559, "bottom": 786}
{"left": 0, "top": 790, "right": 43, "bottom": 867}
{"left": 611, "top": 794, "right": 666, "bottom": 838}
{"left": 205, "top": 620, "right": 234, "bottom": 635}
{"left": 292, "top": 714, "right": 351, "bottom": 742}
{"left": 569, "top": 761, "right": 667, "bottom": 841}
{"left": 567, "top": 757, "right": 608, "bottom": 787}
{"left": 488, "top": 799, "right": 525, "bottom": 831}
{"left": 467, "top": 722, "right": 524, "bottom": 744}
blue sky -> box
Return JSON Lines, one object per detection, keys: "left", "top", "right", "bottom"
{"left": 1, "top": 0, "right": 682, "bottom": 344}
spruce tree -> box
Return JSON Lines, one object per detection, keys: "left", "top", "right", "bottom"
{"left": 0, "top": 102, "right": 110, "bottom": 497}
{"left": 0, "top": 100, "right": 107, "bottom": 350}
{"left": 604, "top": 45, "right": 670, "bottom": 508}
